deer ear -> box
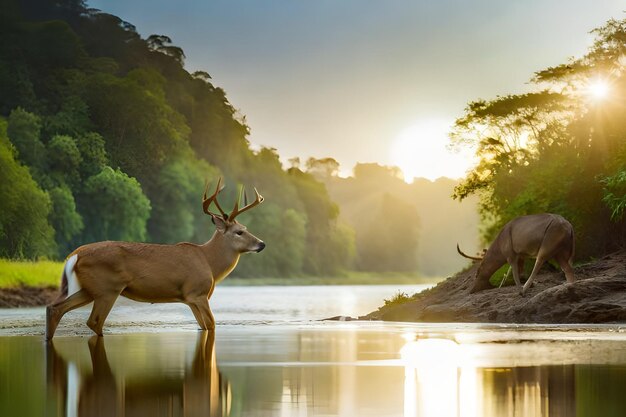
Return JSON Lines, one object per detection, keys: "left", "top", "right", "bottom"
{"left": 211, "top": 215, "right": 227, "bottom": 232}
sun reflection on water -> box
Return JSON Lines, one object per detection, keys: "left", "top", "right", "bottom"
{"left": 401, "top": 337, "right": 471, "bottom": 417}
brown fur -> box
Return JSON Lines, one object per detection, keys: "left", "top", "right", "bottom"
{"left": 46, "top": 185, "right": 264, "bottom": 340}
{"left": 459, "top": 213, "right": 576, "bottom": 295}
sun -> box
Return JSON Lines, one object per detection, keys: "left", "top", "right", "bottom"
{"left": 389, "top": 119, "right": 475, "bottom": 182}
{"left": 587, "top": 79, "right": 610, "bottom": 100}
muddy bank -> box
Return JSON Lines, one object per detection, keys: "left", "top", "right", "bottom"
{"left": 365, "top": 250, "right": 626, "bottom": 324}
{"left": 0, "top": 286, "right": 59, "bottom": 308}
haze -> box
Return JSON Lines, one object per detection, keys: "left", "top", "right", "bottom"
{"left": 90, "top": 0, "right": 624, "bottom": 181}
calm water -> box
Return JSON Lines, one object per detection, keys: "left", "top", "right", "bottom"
{"left": 1, "top": 284, "right": 626, "bottom": 417}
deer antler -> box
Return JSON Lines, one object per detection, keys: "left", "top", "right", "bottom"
{"left": 229, "top": 186, "right": 264, "bottom": 222}
{"left": 202, "top": 178, "right": 228, "bottom": 219}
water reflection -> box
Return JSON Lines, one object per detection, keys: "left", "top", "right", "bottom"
{"left": 399, "top": 336, "right": 626, "bottom": 417}
{"left": 2, "top": 328, "right": 626, "bottom": 416}
{"left": 46, "top": 332, "right": 230, "bottom": 417}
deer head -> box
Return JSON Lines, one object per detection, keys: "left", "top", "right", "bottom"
{"left": 203, "top": 178, "right": 266, "bottom": 253}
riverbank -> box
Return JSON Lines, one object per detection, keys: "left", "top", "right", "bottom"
{"left": 0, "top": 265, "right": 436, "bottom": 307}
{"left": 365, "top": 250, "right": 626, "bottom": 323}
{"left": 0, "top": 286, "right": 59, "bottom": 308}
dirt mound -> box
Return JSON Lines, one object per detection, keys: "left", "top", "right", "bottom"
{"left": 0, "top": 286, "right": 59, "bottom": 308}
{"left": 365, "top": 250, "right": 626, "bottom": 323}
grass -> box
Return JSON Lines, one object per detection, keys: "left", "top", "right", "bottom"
{"left": 0, "top": 259, "right": 63, "bottom": 288}
{"left": 0, "top": 259, "right": 442, "bottom": 289}
{"left": 382, "top": 290, "right": 413, "bottom": 307}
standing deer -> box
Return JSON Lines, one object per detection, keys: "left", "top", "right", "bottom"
{"left": 46, "top": 178, "right": 265, "bottom": 340}
{"left": 457, "top": 213, "right": 576, "bottom": 295}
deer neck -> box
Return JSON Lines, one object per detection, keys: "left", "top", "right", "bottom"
{"left": 202, "top": 231, "right": 241, "bottom": 283}
{"left": 481, "top": 246, "right": 507, "bottom": 278}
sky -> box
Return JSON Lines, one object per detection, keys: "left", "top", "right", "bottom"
{"left": 90, "top": 0, "right": 624, "bottom": 181}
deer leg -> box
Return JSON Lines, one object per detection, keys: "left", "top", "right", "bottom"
{"left": 187, "top": 302, "right": 208, "bottom": 330}
{"left": 508, "top": 257, "right": 522, "bottom": 287}
{"left": 46, "top": 289, "right": 93, "bottom": 340}
{"left": 189, "top": 297, "right": 215, "bottom": 331}
{"left": 517, "top": 258, "right": 525, "bottom": 282}
{"left": 86, "top": 294, "right": 119, "bottom": 337}
{"left": 521, "top": 255, "right": 548, "bottom": 296}
{"left": 556, "top": 254, "right": 576, "bottom": 283}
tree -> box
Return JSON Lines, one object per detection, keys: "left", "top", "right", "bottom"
{"left": 357, "top": 194, "right": 419, "bottom": 272}
{"left": 48, "top": 185, "right": 83, "bottom": 255}
{"left": 146, "top": 34, "right": 186, "bottom": 65}
{"left": 233, "top": 205, "right": 308, "bottom": 277}
{"left": 75, "top": 131, "right": 108, "bottom": 178}
{"left": 7, "top": 107, "right": 45, "bottom": 174}
{"left": 305, "top": 157, "right": 340, "bottom": 180}
{"left": 47, "top": 134, "right": 82, "bottom": 186}
{"left": 147, "top": 154, "right": 219, "bottom": 244}
{"left": 0, "top": 120, "right": 55, "bottom": 258}
{"left": 79, "top": 167, "right": 151, "bottom": 242}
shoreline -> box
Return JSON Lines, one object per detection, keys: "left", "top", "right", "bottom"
{"left": 0, "top": 286, "right": 59, "bottom": 308}
{"left": 365, "top": 250, "right": 626, "bottom": 324}
{"left": 0, "top": 279, "right": 434, "bottom": 308}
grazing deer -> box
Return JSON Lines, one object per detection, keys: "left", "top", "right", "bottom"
{"left": 457, "top": 213, "right": 576, "bottom": 295}
{"left": 46, "top": 178, "right": 265, "bottom": 339}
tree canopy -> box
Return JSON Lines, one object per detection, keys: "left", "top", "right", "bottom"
{"left": 450, "top": 18, "right": 626, "bottom": 257}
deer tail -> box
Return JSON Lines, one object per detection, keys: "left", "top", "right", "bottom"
{"left": 57, "top": 254, "right": 79, "bottom": 301}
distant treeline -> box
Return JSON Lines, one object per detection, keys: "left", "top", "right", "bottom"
{"left": 1, "top": 0, "right": 477, "bottom": 278}
{"left": 449, "top": 18, "right": 626, "bottom": 258}
{"left": 304, "top": 161, "right": 479, "bottom": 277}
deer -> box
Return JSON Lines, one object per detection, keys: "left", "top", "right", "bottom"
{"left": 456, "top": 213, "right": 576, "bottom": 296}
{"left": 45, "top": 178, "right": 265, "bottom": 340}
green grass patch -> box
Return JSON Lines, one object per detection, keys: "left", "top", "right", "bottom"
{"left": 0, "top": 259, "right": 63, "bottom": 288}
{"left": 383, "top": 290, "right": 412, "bottom": 307}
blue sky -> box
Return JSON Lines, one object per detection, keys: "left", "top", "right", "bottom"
{"left": 89, "top": 0, "right": 625, "bottom": 179}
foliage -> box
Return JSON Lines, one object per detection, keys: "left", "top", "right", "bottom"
{"left": 47, "top": 134, "right": 81, "bottom": 186}
{"left": 383, "top": 290, "right": 412, "bottom": 307}
{"left": 0, "top": 120, "right": 56, "bottom": 258}
{"left": 48, "top": 185, "right": 83, "bottom": 254}
{"left": 358, "top": 193, "right": 420, "bottom": 272}
{"left": 323, "top": 163, "right": 480, "bottom": 277}
{"left": 7, "top": 107, "right": 45, "bottom": 174}
{"left": 80, "top": 167, "right": 151, "bottom": 242}
{"left": 451, "top": 18, "right": 626, "bottom": 258}
{"left": 602, "top": 170, "right": 626, "bottom": 220}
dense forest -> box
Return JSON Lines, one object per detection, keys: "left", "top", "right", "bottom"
{"left": 450, "top": 18, "right": 626, "bottom": 259}
{"left": 0, "top": 0, "right": 359, "bottom": 277}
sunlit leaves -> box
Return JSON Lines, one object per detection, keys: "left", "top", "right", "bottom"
{"left": 452, "top": 17, "right": 626, "bottom": 256}
{"left": 601, "top": 168, "right": 626, "bottom": 221}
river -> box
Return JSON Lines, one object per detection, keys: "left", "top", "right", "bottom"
{"left": 1, "top": 284, "right": 626, "bottom": 416}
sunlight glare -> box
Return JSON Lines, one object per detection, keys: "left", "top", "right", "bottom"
{"left": 390, "top": 120, "right": 475, "bottom": 182}
{"left": 587, "top": 79, "right": 610, "bottom": 100}
{"left": 401, "top": 338, "right": 479, "bottom": 417}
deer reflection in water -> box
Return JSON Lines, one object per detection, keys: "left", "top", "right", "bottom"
{"left": 46, "top": 331, "right": 230, "bottom": 417}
